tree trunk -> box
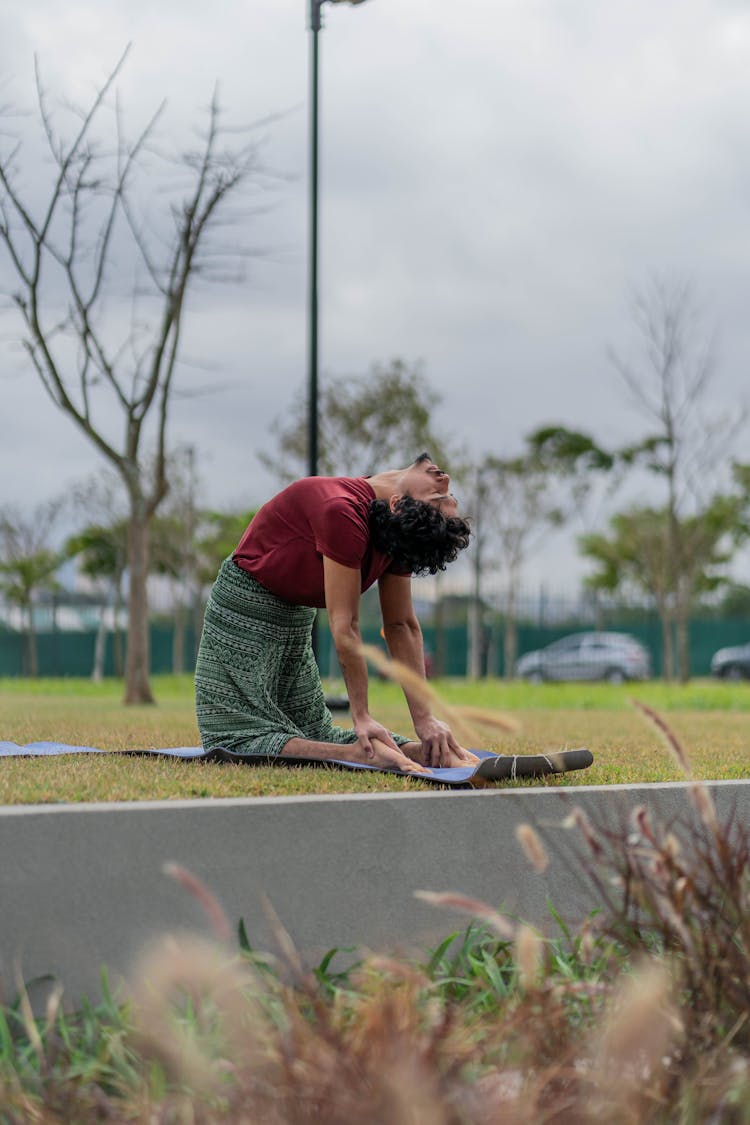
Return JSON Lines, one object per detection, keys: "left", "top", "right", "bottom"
{"left": 503, "top": 567, "right": 521, "bottom": 679}
{"left": 25, "top": 602, "right": 38, "bottom": 678}
{"left": 124, "top": 508, "right": 155, "bottom": 704}
{"left": 193, "top": 588, "right": 204, "bottom": 664}
{"left": 676, "top": 593, "right": 691, "bottom": 683}
{"left": 659, "top": 610, "right": 674, "bottom": 681}
{"left": 92, "top": 605, "right": 106, "bottom": 682}
{"left": 503, "top": 618, "right": 518, "bottom": 681}
{"left": 113, "top": 578, "right": 124, "bottom": 678}
{"left": 467, "top": 541, "right": 484, "bottom": 680}
{"left": 467, "top": 599, "right": 483, "bottom": 679}
{"left": 503, "top": 605, "right": 518, "bottom": 681}
{"left": 486, "top": 623, "right": 497, "bottom": 677}
{"left": 172, "top": 597, "right": 185, "bottom": 675}
{"left": 433, "top": 574, "right": 446, "bottom": 677}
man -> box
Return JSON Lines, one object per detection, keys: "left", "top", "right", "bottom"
{"left": 195, "top": 454, "right": 475, "bottom": 775}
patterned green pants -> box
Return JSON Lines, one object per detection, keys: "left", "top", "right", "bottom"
{"left": 195, "top": 558, "right": 409, "bottom": 757}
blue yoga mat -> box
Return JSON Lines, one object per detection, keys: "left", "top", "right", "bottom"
{"left": 0, "top": 741, "right": 593, "bottom": 786}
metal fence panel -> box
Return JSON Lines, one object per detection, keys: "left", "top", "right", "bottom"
{"left": 0, "top": 608, "right": 748, "bottom": 679}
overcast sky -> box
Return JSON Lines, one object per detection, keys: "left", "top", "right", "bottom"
{"left": 2, "top": 0, "right": 749, "bottom": 591}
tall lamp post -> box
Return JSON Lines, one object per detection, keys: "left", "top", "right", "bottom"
{"left": 307, "top": 0, "right": 368, "bottom": 663}
{"left": 307, "top": 0, "right": 369, "bottom": 482}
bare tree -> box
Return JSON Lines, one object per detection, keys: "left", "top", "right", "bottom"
{"left": 610, "top": 278, "right": 742, "bottom": 680}
{"left": 0, "top": 51, "right": 265, "bottom": 702}
{"left": 484, "top": 456, "right": 565, "bottom": 680}
{"left": 459, "top": 451, "right": 571, "bottom": 680}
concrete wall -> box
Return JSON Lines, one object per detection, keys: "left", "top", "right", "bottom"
{"left": 2, "top": 779, "right": 749, "bottom": 1006}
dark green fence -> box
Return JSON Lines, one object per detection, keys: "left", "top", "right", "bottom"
{"left": 1, "top": 616, "right": 747, "bottom": 679}
{"left": 309, "top": 616, "right": 748, "bottom": 680}
{"left": 0, "top": 625, "right": 199, "bottom": 679}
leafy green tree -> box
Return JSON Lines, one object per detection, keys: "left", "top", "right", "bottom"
{"left": 580, "top": 497, "right": 743, "bottom": 678}
{"left": 526, "top": 425, "right": 618, "bottom": 517}
{"left": 196, "top": 509, "right": 258, "bottom": 588}
{"left": 0, "top": 504, "right": 62, "bottom": 677}
{"left": 529, "top": 287, "right": 747, "bottom": 681}
{"left": 262, "top": 360, "right": 459, "bottom": 671}
{"left": 144, "top": 446, "right": 204, "bottom": 674}
{"left": 67, "top": 466, "right": 185, "bottom": 678}
{"left": 732, "top": 462, "right": 750, "bottom": 539}
{"left": 149, "top": 497, "right": 258, "bottom": 672}
{"left": 260, "top": 359, "right": 455, "bottom": 483}
{"left": 461, "top": 463, "right": 495, "bottom": 679}
{"left": 65, "top": 520, "right": 129, "bottom": 678}
{"left": 66, "top": 509, "right": 199, "bottom": 677}
{"left": 715, "top": 583, "right": 750, "bottom": 620}
{"left": 68, "top": 451, "right": 257, "bottom": 676}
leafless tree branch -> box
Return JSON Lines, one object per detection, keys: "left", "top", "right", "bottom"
{"left": 0, "top": 54, "right": 268, "bottom": 700}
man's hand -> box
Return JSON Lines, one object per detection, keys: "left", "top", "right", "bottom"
{"left": 353, "top": 714, "right": 403, "bottom": 757}
{"left": 412, "top": 716, "right": 480, "bottom": 768}
{"left": 352, "top": 716, "right": 429, "bottom": 774}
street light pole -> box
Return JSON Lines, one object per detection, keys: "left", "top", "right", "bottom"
{"left": 308, "top": 0, "right": 322, "bottom": 482}
{"left": 307, "top": 0, "right": 369, "bottom": 482}
{"left": 307, "top": 0, "right": 368, "bottom": 662}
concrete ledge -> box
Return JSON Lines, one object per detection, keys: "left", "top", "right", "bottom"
{"left": 2, "top": 780, "right": 749, "bottom": 1005}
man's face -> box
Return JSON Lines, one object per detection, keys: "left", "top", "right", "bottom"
{"left": 396, "top": 459, "right": 459, "bottom": 516}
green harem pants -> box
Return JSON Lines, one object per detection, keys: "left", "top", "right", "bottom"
{"left": 195, "top": 558, "right": 410, "bottom": 757}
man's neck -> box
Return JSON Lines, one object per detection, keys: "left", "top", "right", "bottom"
{"left": 367, "top": 469, "right": 402, "bottom": 500}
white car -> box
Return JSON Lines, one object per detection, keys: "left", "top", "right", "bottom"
{"left": 710, "top": 642, "right": 750, "bottom": 681}
{"left": 516, "top": 632, "right": 651, "bottom": 683}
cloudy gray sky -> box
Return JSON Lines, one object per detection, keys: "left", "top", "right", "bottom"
{"left": 2, "top": 0, "right": 749, "bottom": 590}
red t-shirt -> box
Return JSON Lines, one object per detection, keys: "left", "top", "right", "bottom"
{"left": 233, "top": 477, "right": 408, "bottom": 608}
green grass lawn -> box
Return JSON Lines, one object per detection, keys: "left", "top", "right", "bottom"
{"left": 1, "top": 675, "right": 748, "bottom": 804}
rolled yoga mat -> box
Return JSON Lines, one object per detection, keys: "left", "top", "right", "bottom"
{"left": 0, "top": 742, "right": 593, "bottom": 788}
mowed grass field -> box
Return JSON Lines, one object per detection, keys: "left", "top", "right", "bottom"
{"left": 0, "top": 675, "right": 749, "bottom": 804}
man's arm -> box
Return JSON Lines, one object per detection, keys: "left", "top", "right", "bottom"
{"left": 377, "top": 571, "right": 431, "bottom": 723}
{"left": 323, "top": 556, "right": 406, "bottom": 760}
{"left": 378, "top": 571, "right": 475, "bottom": 765}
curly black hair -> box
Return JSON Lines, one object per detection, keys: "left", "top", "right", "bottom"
{"left": 369, "top": 496, "right": 471, "bottom": 576}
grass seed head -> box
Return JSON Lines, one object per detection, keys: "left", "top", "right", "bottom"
{"left": 130, "top": 935, "right": 258, "bottom": 1094}
{"left": 360, "top": 643, "right": 519, "bottom": 746}
{"left": 414, "top": 890, "right": 515, "bottom": 940}
{"left": 688, "top": 781, "right": 718, "bottom": 832}
{"left": 630, "top": 804, "right": 656, "bottom": 844}
{"left": 444, "top": 702, "right": 521, "bottom": 735}
{"left": 515, "top": 924, "right": 544, "bottom": 991}
{"left": 14, "top": 970, "right": 44, "bottom": 1063}
{"left": 631, "top": 699, "right": 692, "bottom": 776}
{"left": 360, "top": 643, "right": 442, "bottom": 710}
{"left": 515, "top": 823, "right": 549, "bottom": 873}
{"left": 163, "top": 862, "right": 232, "bottom": 945}
{"left": 563, "top": 805, "right": 604, "bottom": 859}
{"left": 595, "top": 961, "right": 678, "bottom": 1077}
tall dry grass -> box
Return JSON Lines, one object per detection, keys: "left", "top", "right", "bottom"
{"left": 3, "top": 702, "right": 750, "bottom": 1121}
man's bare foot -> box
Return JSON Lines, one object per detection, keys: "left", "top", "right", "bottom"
{"left": 401, "top": 742, "right": 480, "bottom": 769}
{"left": 281, "top": 737, "right": 429, "bottom": 774}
